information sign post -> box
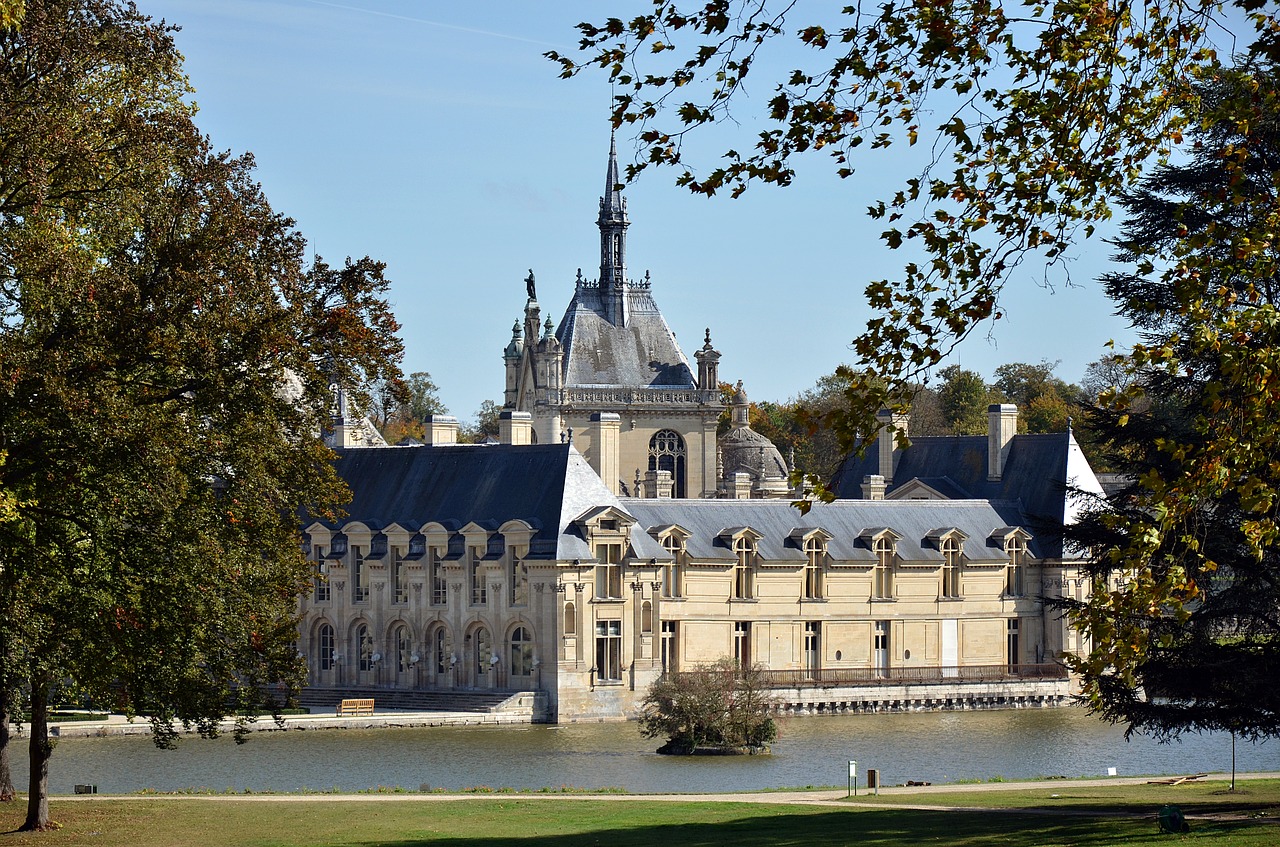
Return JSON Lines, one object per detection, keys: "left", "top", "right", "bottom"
{"left": 848, "top": 760, "right": 857, "bottom": 797}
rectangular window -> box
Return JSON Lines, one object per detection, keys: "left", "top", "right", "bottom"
{"left": 733, "top": 621, "right": 752, "bottom": 668}
{"left": 803, "top": 621, "right": 820, "bottom": 679}
{"left": 595, "top": 543, "right": 623, "bottom": 599}
{"left": 1008, "top": 619, "right": 1020, "bottom": 671}
{"left": 660, "top": 621, "right": 678, "bottom": 673}
{"left": 469, "top": 549, "right": 487, "bottom": 606}
{"left": 804, "top": 540, "right": 824, "bottom": 600}
{"left": 661, "top": 536, "right": 684, "bottom": 598}
{"left": 595, "top": 620, "right": 622, "bottom": 682}
{"left": 874, "top": 620, "right": 890, "bottom": 676}
{"left": 430, "top": 551, "right": 447, "bottom": 607}
{"left": 392, "top": 548, "right": 408, "bottom": 604}
{"left": 941, "top": 538, "right": 962, "bottom": 599}
{"left": 873, "top": 538, "right": 894, "bottom": 600}
{"left": 313, "top": 547, "right": 330, "bottom": 602}
{"left": 1006, "top": 538, "right": 1026, "bottom": 597}
{"left": 510, "top": 557, "right": 529, "bottom": 606}
{"left": 352, "top": 547, "right": 368, "bottom": 603}
{"left": 733, "top": 538, "right": 755, "bottom": 600}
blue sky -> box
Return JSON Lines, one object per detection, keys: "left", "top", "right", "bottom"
{"left": 137, "top": 0, "right": 1134, "bottom": 422}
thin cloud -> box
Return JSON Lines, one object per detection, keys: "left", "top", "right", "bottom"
{"left": 300, "top": 0, "right": 563, "bottom": 47}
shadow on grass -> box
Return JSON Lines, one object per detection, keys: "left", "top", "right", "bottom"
{"left": 333, "top": 808, "right": 1266, "bottom": 847}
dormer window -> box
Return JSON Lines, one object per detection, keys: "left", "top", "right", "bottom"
{"left": 941, "top": 536, "right": 963, "bottom": 599}
{"left": 1006, "top": 536, "right": 1027, "bottom": 597}
{"left": 733, "top": 536, "right": 756, "bottom": 600}
{"left": 873, "top": 536, "right": 895, "bottom": 600}
{"left": 595, "top": 542, "right": 623, "bottom": 599}
{"left": 660, "top": 533, "right": 686, "bottom": 598}
{"left": 803, "top": 536, "right": 825, "bottom": 600}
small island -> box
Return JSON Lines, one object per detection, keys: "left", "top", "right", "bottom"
{"left": 640, "top": 659, "right": 778, "bottom": 756}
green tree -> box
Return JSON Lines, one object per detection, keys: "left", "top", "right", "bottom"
{"left": 639, "top": 658, "right": 776, "bottom": 754}
{"left": 370, "top": 371, "right": 444, "bottom": 444}
{"left": 1064, "top": 63, "right": 1280, "bottom": 739}
{"left": 936, "top": 365, "right": 996, "bottom": 436}
{"left": 462, "top": 399, "right": 502, "bottom": 443}
{"left": 0, "top": 1, "right": 403, "bottom": 829}
{"left": 548, "top": 0, "right": 1269, "bottom": 471}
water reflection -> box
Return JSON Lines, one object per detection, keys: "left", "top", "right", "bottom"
{"left": 15, "top": 708, "right": 1278, "bottom": 794}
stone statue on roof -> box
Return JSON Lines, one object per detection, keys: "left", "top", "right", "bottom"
{"left": 526, "top": 269, "right": 537, "bottom": 301}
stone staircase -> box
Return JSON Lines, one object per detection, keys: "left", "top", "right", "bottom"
{"left": 297, "top": 687, "right": 532, "bottom": 714}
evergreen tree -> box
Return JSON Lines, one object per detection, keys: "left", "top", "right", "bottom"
{"left": 1065, "top": 63, "right": 1280, "bottom": 739}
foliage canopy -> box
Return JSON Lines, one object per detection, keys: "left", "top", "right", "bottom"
{"left": 640, "top": 658, "right": 777, "bottom": 754}
{"left": 548, "top": 0, "right": 1269, "bottom": 457}
{"left": 0, "top": 0, "right": 403, "bottom": 828}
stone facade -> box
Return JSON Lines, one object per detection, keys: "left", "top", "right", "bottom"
{"left": 298, "top": 136, "right": 1097, "bottom": 722}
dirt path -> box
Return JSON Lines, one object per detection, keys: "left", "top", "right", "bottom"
{"left": 50, "top": 771, "right": 1280, "bottom": 816}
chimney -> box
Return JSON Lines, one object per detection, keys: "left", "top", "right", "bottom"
{"left": 732, "top": 471, "right": 753, "bottom": 500}
{"left": 875, "top": 409, "right": 908, "bottom": 484}
{"left": 987, "top": 403, "right": 1019, "bottom": 481}
{"left": 645, "top": 469, "right": 675, "bottom": 499}
{"left": 861, "top": 474, "right": 886, "bottom": 501}
{"left": 424, "top": 414, "right": 459, "bottom": 446}
{"left": 499, "top": 410, "right": 533, "bottom": 445}
{"left": 589, "top": 412, "right": 621, "bottom": 494}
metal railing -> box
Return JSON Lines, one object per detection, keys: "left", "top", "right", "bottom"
{"left": 664, "top": 663, "right": 1067, "bottom": 690}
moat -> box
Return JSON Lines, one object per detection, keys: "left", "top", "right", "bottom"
{"left": 14, "top": 708, "right": 1280, "bottom": 794}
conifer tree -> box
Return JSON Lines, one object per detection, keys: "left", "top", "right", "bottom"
{"left": 1066, "top": 63, "right": 1280, "bottom": 739}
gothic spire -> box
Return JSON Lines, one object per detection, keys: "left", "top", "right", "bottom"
{"left": 597, "top": 130, "right": 630, "bottom": 326}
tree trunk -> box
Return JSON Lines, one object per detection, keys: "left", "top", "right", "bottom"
{"left": 0, "top": 685, "right": 14, "bottom": 802}
{"left": 19, "top": 675, "right": 52, "bottom": 831}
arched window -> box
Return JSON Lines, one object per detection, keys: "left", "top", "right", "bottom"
{"left": 355, "top": 623, "right": 374, "bottom": 672}
{"left": 941, "top": 537, "right": 963, "bottom": 599}
{"left": 641, "top": 600, "right": 654, "bottom": 634}
{"left": 318, "top": 623, "right": 335, "bottom": 671}
{"left": 563, "top": 601, "right": 576, "bottom": 637}
{"left": 393, "top": 624, "right": 412, "bottom": 673}
{"left": 649, "top": 429, "right": 687, "bottom": 498}
{"left": 432, "top": 625, "right": 451, "bottom": 676}
{"left": 474, "top": 627, "right": 492, "bottom": 677}
{"left": 873, "top": 537, "right": 895, "bottom": 600}
{"left": 509, "top": 626, "right": 533, "bottom": 677}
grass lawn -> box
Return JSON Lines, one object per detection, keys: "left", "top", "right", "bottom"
{"left": 0, "top": 782, "right": 1275, "bottom": 846}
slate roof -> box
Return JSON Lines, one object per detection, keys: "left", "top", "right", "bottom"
{"left": 313, "top": 444, "right": 664, "bottom": 561}
{"left": 622, "top": 497, "right": 1043, "bottom": 562}
{"left": 830, "top": 431, "right": 1095, "bottom": 558}
{"left": 555, "top": 286, "right": 697, "bottom": 389}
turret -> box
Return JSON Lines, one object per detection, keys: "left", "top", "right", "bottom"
{"left": 694, "top": 328, "right": 721, "bottom": 390}
{"left": 503, "top": 320, "right": 523, "bottom": 408}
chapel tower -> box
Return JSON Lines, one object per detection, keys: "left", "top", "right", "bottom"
{"left": 503, "top": 135, "right": 724, "bottom": 497}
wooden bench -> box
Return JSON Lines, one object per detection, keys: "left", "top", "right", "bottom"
{"left": 336, "top": 698, "right": 375, "bottom": 717}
